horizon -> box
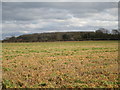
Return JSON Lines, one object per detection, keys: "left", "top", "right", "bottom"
{"left": 2, "top": 30, "right": 96, "bottom": 40}
{"left": 2, "top": 29, "right": 118, "bottom": 40}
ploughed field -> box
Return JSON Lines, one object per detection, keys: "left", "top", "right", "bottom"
{"left": 2, "top": 41, "right": 119, "bottom": 88}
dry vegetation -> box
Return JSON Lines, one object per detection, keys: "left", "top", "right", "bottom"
{"left": 2, "top": 41, "right": 119, "bottom": 88}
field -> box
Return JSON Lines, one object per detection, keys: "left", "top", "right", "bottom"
{"left": 2, "top": 41, "right": 119, "bottom": 88}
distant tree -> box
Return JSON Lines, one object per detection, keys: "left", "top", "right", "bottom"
{"left": 96, "top": 28, "right": 109, "bottom": 34}
{"left": 112, "top": 29, "right": 120, "bottom": 34}
{"left": 62, "top": 34, "right": 71, "bottom": 41}
{"left": 7, "top": 36, "right": 16, "bottom": 42}
{"left": 2, "top": 30, "right": 120, "bottom": 42}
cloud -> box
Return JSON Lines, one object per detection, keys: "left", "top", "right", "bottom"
{"left": 2, "top": 2, "right": 118, "bottom": 39}
{"left": 2, "top": 0, "right": 119, "bottom": 2}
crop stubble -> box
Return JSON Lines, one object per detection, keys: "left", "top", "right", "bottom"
{"left": 2, "top": 41, "right": 119, "bottom": 88}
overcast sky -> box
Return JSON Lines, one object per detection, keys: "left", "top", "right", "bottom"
{"left": 2, "top": 2, "right": 118, "bottom": 39}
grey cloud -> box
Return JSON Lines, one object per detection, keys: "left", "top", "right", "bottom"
{"left": 2, "top": 2, "right": 118, "bottom": 39}
{"left": 2, "top": 2, "right": 118, "bottom": 21}
{"left": 2, "top": 0, "right": 120, "bottom": 2}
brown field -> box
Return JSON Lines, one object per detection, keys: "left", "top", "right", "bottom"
{"left": 2, "top": 41, "right": 119, "bottom": 88}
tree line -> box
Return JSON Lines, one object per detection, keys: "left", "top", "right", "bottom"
{"left": 2, "top": 31, "right": 119, "bottom": 42}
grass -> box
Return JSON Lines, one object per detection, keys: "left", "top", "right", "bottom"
{"left": 2, "top": 41, "right": 119, "bottom": 88}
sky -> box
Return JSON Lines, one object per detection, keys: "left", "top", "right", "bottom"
{"left": 1, "top": 0, "right": 120, "bottom": 2}
{"left": 2, "top": 2, "right": 118, "bottom": 39}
